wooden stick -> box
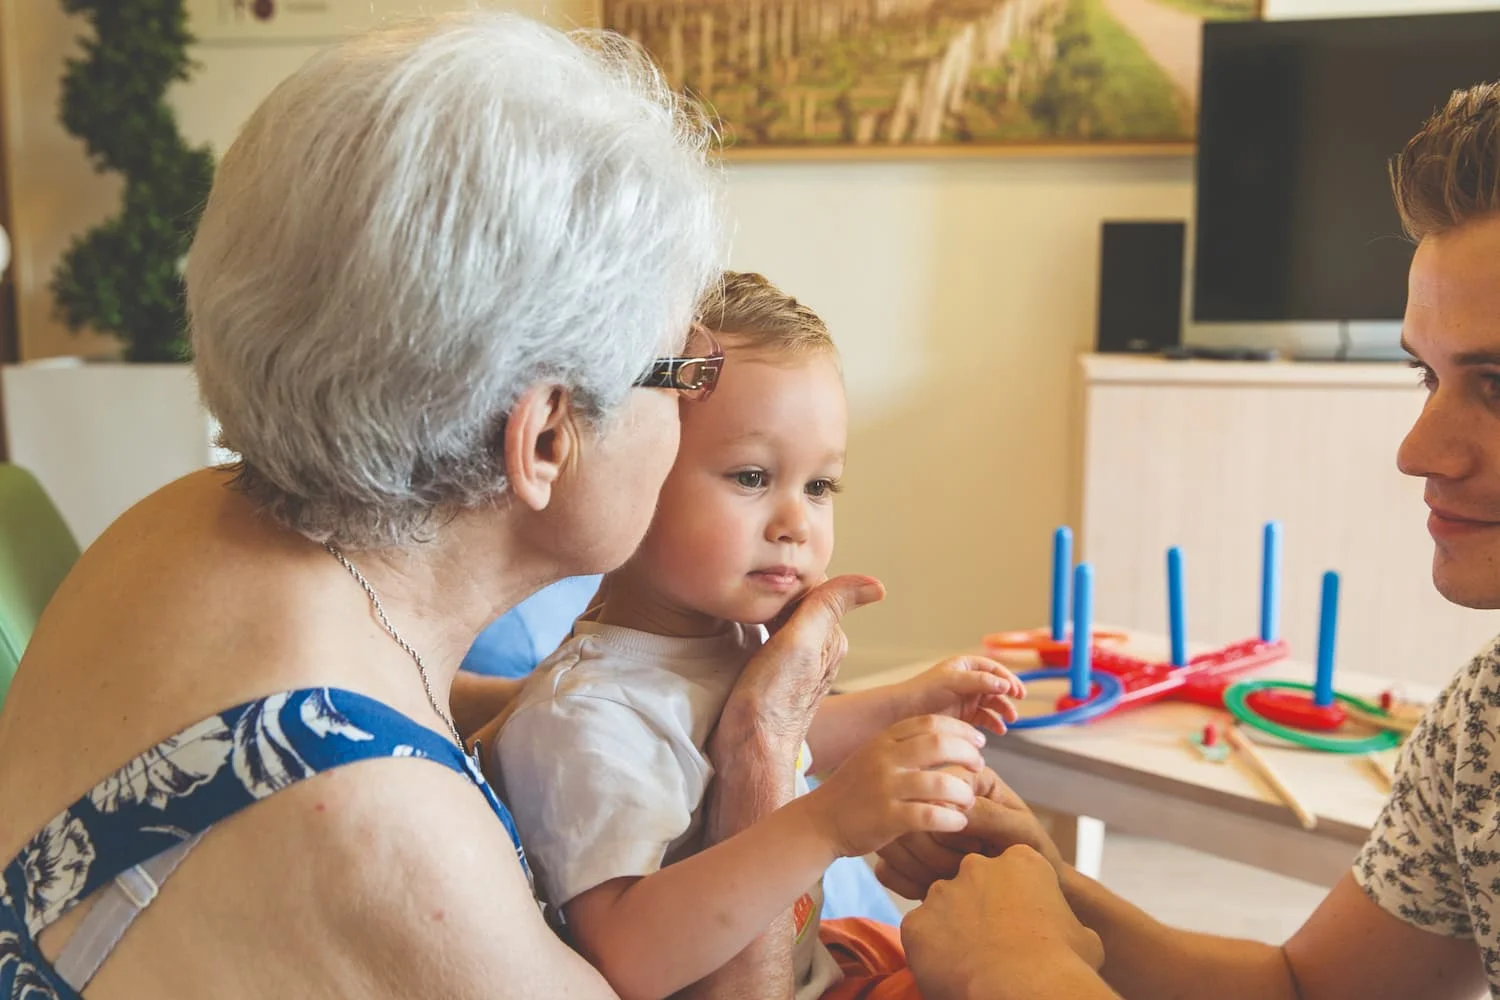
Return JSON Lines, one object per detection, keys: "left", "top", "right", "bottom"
{"left": 1341, "top": 703, "right": 1420, "bottom": 736}
{"left": 1366, "top": 752, "right": 1397, "bottom": 789}
{"left": 1225, "top": 725, "right": 1318, "bottom": 830}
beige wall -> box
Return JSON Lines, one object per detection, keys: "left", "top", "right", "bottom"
{"left": 739, "top": 0, "right": 1500, "bottom": 670}
{"left": 0, "top": 0, "right": 119, "bottom": 361}
{"left": 1, "top": 0, "right": 1494, "bottom": 672}
{"left": 728, "top": 156, "right": 1191, "bottom": 669}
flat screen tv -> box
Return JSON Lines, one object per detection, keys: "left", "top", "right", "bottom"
{"left": 1193, "top": 11, "right": 1500, "bottom": 323}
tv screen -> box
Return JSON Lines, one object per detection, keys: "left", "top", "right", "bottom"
{"left": 1193, "top": 12, "right": 1500, "bottom": 323}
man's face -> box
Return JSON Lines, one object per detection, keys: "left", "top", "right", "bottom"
{"left": 1398, "top": 214, "right": 1500, "bottom": 608}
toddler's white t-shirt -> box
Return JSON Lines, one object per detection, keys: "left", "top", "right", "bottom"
{"left": 495, "top": 619, "right": 841, "bottom": 999}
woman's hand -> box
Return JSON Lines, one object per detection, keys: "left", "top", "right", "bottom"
{"left": 875, "top": 767, "right": 1065, "bottom": 899}
{"left": 710, "top": 575, "right": 885, "bottom": 765}
{"left": 891, "top": 656, "right": 1026, "bottom": 733}
{"left": 902, "top": 846, "right": 1108, "bottom": 1000}
{"left": 687, "top": 575, "right": 883, "bottom": 1000}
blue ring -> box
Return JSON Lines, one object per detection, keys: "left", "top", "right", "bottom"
{"left": 1006, "top": 669, "right": 1125, "bottom": 730}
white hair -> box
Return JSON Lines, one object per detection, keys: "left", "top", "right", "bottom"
{"left": 187, "top": 11, "right": 724, "bottom": 548}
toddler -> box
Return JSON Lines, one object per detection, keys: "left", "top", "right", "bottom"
{"left": 496, "top": 272, "right": 1023, "bottom": 1000}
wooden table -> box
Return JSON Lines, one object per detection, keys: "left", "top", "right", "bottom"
{"left": 841, "top": 631, "right": 1432, "bottom": 888}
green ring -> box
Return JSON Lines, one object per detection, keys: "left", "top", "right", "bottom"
{"left": 1223, "top": 679, "right": 1402, "bottom": 754}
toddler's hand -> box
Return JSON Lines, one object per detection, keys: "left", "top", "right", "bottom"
{"left": 895, "top": 656, "right": 1025, "bottom": 734}
{"left": 802, "top": 715, "right": 985, "bottom": 858}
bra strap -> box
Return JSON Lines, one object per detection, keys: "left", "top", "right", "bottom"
{"left": 51, "top": 832, "right": 203, "bottom": 992}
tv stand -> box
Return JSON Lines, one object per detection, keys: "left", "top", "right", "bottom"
{"left": 1077, "top": 353, "right": 1498, "bottom": 689}
{"left": 1160, "top": 345, "right": 1278, "bottom": 362}
{"left": 1287, "top": 350, "right": 1411, "bottom": 364}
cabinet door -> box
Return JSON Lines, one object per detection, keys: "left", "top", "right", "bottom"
{"left": 1081, "top": 379, "right": 1500, "bottom": 687}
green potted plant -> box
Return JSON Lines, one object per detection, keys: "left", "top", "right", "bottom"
{"left": 1, "top": 0, "right": 220, "bottom": 546}
{"left": 53, "top": 0, "right": 215, "bottom": 362}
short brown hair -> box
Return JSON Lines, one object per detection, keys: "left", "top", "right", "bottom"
{"left": 1392, "top": 81, "right": 1500, "bottom": 241}
{"left": 696, "top": 271, "right": 835, "bottom": 358}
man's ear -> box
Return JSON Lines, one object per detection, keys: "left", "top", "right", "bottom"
{"left": 505, "top": 384, "right": 578, "bottom": 512}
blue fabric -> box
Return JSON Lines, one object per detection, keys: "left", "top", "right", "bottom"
{"left": 821, "top": 857, "right": 902, "bottom": 925}
{"left": 0, "top": 688, "right": 524, "bottom": 999}
{"left": 461, "top": 575, "right": 603, "bottom": 677}
{"left": 465, "top": 578, "right": 900, "bottom": 926}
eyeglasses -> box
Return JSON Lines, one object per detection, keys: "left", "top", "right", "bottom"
{"left": 634, "top": 324, "right": 723, "bottom": 401}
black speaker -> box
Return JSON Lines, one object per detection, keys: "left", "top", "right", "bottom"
{"left": 1095, "top": 221, "right": 1185, "bottom": 354}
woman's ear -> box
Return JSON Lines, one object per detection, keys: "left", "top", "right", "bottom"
{"left": 505, "top": 384, "right": 579, "bottom": 512}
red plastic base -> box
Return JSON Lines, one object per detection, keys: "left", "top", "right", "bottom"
{"left": 1043, "top": 637, "right": 1291, "bottom": 719}
{"left": 1244, "top": 689, "right": 1347, "bottom": 731}
{"left": 983, "top": 627, "right": 1128, "bottom": 657}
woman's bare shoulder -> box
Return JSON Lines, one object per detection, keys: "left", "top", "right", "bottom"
{"left": 85, "top": 756, "right": 614, "bottom": 999}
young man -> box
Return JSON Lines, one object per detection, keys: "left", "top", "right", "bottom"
{"left": 893, "top": 81, "right": 1500, "bottom": 1000}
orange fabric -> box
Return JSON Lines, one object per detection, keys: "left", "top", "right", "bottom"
{"left": 817, "top": 917, "right": 923, "bottom": 1000}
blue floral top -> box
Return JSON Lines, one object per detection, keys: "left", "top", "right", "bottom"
{"left": 1, "top": 688, "right": 527, "bottom": 999}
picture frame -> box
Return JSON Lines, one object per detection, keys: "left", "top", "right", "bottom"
{"left": 598, "top": 0, "right": 1263, "bottom": 159}
{"left": 183, "top": 0, "right": 478, "bottom": 45}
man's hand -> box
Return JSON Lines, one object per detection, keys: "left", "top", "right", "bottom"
{"left": 902, "top": 847, "right": 1109, "bottom": 1000}
{"left": 875, "top": 766, "right": 1064, "bottom": 899}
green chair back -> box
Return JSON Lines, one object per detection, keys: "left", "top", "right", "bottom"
{"left": 0, "top": 463, "right": 81, "bottom": 706}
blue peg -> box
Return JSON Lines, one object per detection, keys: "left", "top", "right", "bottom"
{"left": 1314, "top": 571, "right": 1339, "bottom": 708}
{"left": 1168, "top": 546, "right": 1186, "bottom": 667}
{"left": 1070, "top": 563, "right": 1094, "bottom": 701}
{"left": 1051, "top": 526, "right": 1072, "bottom": 643}
{"left": 1261, "top": 521, "right": 1282, "bottom": 643}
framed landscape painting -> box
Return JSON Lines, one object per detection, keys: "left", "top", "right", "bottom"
{"left": 599, "top": 0, "right": 1262, "bottom": 156}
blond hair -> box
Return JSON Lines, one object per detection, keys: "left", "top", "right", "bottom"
{"left": 1391, "top": 81, "right": 1500, "bottom": 241}
{"left": 697, "top": 271, "right": 834, "bottom": 359}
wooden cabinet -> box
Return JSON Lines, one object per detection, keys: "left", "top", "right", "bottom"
{"left": 1079, "top": 354, "right": 1500, "bottom": 688}
{"left": 1, "top": 364, "right": 223, "bottom": 547}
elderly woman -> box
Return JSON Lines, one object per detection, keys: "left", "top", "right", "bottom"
{"left": 0, "top": 14, "right": 882, "bottom": 999}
